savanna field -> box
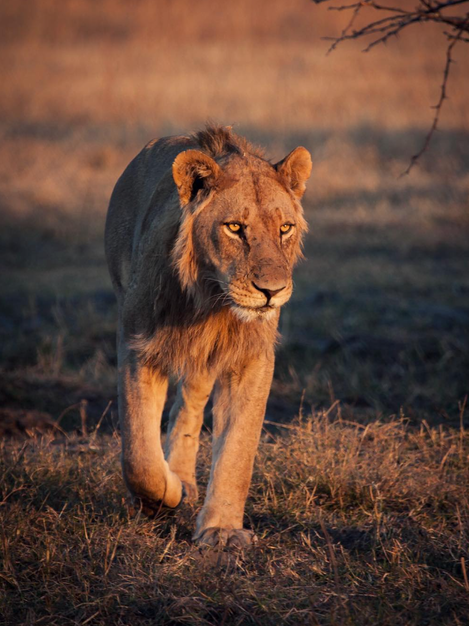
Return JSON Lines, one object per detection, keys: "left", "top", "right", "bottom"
{"left": 1, "top": 1, "right": 469, "bottom": 624}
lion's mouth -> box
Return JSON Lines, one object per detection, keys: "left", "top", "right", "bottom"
{"left": 247, "top": 305, "right": 273, "bottom": 313}
{"left": 231, "top": 303, "right": 277, "bottom": 322}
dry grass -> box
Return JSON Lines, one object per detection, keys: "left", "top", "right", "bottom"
{"left": 1, "top": 1, "right": 469, "bottom": 623}
{"left": 1, "top": 415, "right": 468, "bottom": 625}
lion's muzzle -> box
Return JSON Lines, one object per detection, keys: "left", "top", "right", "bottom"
{"left": 252, "top": 281, "right": 286, "bottom": 304}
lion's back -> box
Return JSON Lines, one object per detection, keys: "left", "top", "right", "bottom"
{"left": 104, "top": 135, "right": 193, "bottom": 299}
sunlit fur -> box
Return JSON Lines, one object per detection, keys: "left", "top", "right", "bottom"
{"left": 105, "top": 125, "right": 312, "bottom": 539}
{"left": 231, "top": 305, "right": 278, "bottom": 323}
{"left": 106, "top": 124, "right": 311, "bottom": 380}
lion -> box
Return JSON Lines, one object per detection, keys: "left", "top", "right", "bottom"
{"left": 105, "top": 125, "right": 312, "bottom": 548}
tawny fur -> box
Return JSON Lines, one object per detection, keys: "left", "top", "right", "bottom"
{"left": 105, "top": 124, "right": 312, "bottom": 545}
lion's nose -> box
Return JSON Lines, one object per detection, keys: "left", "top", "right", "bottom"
{"left": 252, "top": 282, "right": 286, "bottom": 302}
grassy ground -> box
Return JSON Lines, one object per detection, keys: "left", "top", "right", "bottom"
{"left": 1, "top": 1, "right": 469, "bottom": 623}
{"left": 1, "top": 416, "right": 468, "bottom": 625}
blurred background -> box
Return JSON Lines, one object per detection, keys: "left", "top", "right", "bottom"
{"left": 1, "top": 0, "right": 468, "bottom": 434}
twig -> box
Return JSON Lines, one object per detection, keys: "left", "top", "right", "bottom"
{"left": 314, "top": 0, "right": 469, "bottom": 170}
{"left": 319, "top": 516, "right": 341, "bottom": 598}
{"left": 327, "top": 3, "right": 363, "bottom": 53}
{"left": 402, "top": 25, "right": 465, "bottom": 175}
{"left": 461, "top": 557, "right": 469, "bottom": 592}
{"left": 80, "top": 399, "right": 88, "bottom": 437}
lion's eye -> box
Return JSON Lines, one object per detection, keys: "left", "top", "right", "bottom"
{"left": 226, "top": 222, "right": 242, "bottom": 233}
{"left": 280, "top": 224, "right": 293, "bottom": 235}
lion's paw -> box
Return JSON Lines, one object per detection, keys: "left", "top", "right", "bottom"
{"left": 181, "top": 481, "right": 199, "bottom": 504}
{"left": 196, "top": 527, "right": 257, "bottom": 550}
{"left": 131, "top": 496, "right": 164, "bottom": 518}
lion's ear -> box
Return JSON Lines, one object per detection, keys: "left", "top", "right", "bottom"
{"left": 172, "top": 150, "right": 221, "bottom": 206}
{"left": 275, "top": 147, "right": 312, "bottom": 199}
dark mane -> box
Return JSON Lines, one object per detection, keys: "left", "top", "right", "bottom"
{"left": 190, "top": 124, "right": 264, "bottom": 159}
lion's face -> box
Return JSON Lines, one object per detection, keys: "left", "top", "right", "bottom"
{"left": 194, "top": 170, "right": 304, "bottom": 321}
{"left": 172, "top": 148, "right": 312, "bottom": 322}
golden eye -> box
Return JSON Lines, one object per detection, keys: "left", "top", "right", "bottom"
{"left": 280, "top": 223, "right": 293, "bottom": 234}
{"left": 226, "top": 222, "right": 242, "bottom": 233}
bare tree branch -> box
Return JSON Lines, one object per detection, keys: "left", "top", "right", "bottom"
{"left": 312, "top": 0, "right": 469, "bottom": 172}
{"left": 402, "top": 25, "right": 465, "bottom": 175}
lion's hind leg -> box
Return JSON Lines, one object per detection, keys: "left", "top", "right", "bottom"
{"left": 164, "top": 373, "right": 215, "bottom": 503}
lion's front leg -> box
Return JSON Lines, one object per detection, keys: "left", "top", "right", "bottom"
{"left": 164, "top": 372, "right": 215, "bottom": 503}
{"left": 193, "top": 353, "right": 275, "bottom": 548}
{"left": 118, "top": 339, "right": 182, "bottom": 510}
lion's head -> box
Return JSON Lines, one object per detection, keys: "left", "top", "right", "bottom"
{"left": 171, "top": 127, "right": 312, "bottom": 322}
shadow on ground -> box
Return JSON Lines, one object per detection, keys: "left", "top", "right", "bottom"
{"left": 1, "top": 125, "right": 468, "bottom": 433}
